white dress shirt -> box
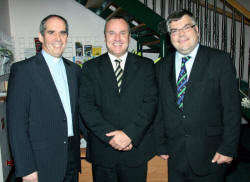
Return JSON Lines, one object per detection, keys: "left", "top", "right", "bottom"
{"left": 108, "top": 52, "right": 128, "bottom": 71}
{"left": 175, "top": 44, "right": 199, "bottom": 82}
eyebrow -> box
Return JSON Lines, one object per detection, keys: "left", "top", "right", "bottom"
{"left": 171, "top": 24, "right": 193, "bottom": 29}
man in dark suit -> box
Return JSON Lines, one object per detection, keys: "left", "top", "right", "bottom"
{"left": 154, "top": 9, "right": 241, "bottom": 182}
{"left": 79, "top": 16, "right": 158, "bottom": 182}
{"left": 7, "top": 15, "right": 84, "bottom": 182}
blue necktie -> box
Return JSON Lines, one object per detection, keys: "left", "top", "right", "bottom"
{"left": 176, "top": 56, "right": 191, "bottom": 111}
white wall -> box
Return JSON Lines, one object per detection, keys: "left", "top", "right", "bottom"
{"left": 8, "top": 0, "right": 159, "bottom": 62}
{"left": 0, "top": 0, "right": 12, "bottom": 50}
{"left": 0, "top": 0, "right": 11, "bottom": 36}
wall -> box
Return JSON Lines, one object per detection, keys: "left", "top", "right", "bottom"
{"left": 8, "top": 0, "right": 159, "bottom": 62}
{"left": 0, "top": 0, "right": 11, "bottom": 36}
{"left": 0, "top": 0, "right": 12, "bottom": 50}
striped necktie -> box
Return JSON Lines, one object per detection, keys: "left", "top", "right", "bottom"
{"left": 115, "top": 59, "right": 123, "bottom": 93}
{"left": 176, "top": 56, "right": 191, "bottom": 111}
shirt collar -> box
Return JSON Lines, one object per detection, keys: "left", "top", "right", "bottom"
{"left": 42, "top": 50, "right": 62, "bottom": 63}
{"left": 108, "top": 52, "right": 128, "bottom": 63}
{"left": 176, "top": 43, "right": 199, "bottom": 60}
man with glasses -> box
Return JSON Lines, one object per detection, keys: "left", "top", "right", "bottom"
{"left": 154, "top": 9, "right": 241, "bottom": 182}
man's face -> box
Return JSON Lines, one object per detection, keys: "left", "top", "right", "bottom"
{"left": 169, "top": 15, "right": 199, "bottom": 55}
{"left": 105, "top": 19, "right": 130, "bottom": 58}
{"left": 38, "top": 17, "right": 68, "bottom": 58}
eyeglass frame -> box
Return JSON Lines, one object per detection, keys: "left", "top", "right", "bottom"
{"left": 169, "top": 24, "right": 196, "bottom": 35}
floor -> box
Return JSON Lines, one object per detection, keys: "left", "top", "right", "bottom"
{"left": 79, "top": 155, "right": 168, "bottom": 182}
{"left": 6, "top": 149, "right": 168, "bottom": 182}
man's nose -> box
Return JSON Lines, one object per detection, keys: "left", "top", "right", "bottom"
{"left": 114, "top": 33, "right": 121, "bottom": 41}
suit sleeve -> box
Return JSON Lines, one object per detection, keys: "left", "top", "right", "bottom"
{"left": 78, "top": 65, "right": 117, "bottom": 144}
{"left": 122, "top": 61, "right": 158, "bottom": 146}
{"left": 217, "top": 53, "right": 241, "bottom": 157}
{"left": 153, "top": 60, "right": 168, "bottom": 155}
{"left": 7, "top": 63, "right": 37, "bottom": 177}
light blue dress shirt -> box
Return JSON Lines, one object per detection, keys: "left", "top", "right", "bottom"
{"left": 175, "top": 44, "right": 199, "bottom": 82}
{"left": 42, "top": 50, "right": 74, "bottom": 136}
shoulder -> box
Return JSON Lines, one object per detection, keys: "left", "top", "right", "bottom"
{"left": 198, "top": 45, "right": 234, "bottom": 73}
{"left": 81, "top": 54, "right": 109, "bottom": 74}
{"left": 84, "top": 53, "right": 107, "bottom": 67}
{"left": 199, "top": 45, "right": 230, "bottom": 60}
{"left": 63, "top": 57, "right": 81, "bottom": 72}
{"left": 155, "top": 52, "right": 174, "bottom": 68}
{"left": 11, "top": 54, "right": 38, "bottom": 71}
{"left": 128, "top": 53, "right": 154, "bottom": 67}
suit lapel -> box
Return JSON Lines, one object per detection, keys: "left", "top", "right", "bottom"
{"left": 184, "top": 46, "right": 208, "bottom": 102}
{"left": 120, "top": 53, "right": 139, "bottom": 94}
{"left": 35, "top": 53, "right": 65, "bottom": 111}
{"left": 98, "top": 53, "right": 119, "bottom": 94}
{"left": 164, "top": 54, "right": 181, "bottom": 112}
{"left": 63, "top": 58, "right": 76, "bottom": 116}
{"left": 167, "top": 53, "right": 177, "bottom": 97}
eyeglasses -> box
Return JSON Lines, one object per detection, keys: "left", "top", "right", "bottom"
{"left": 170, "top": 24, "right": 196, "bottom": 35}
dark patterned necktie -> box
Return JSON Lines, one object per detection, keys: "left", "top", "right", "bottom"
{"left": 176, "top": 56, "right": 191, "bottom": 111}
{"left": 115, "top": 59, "right": 123, "bottom": 93}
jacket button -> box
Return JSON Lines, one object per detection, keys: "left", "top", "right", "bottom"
{"left": 63, "top": 118, "right": 67, "bottom": 122}
{"left": 182, "top": 115, "right": 186, "bottom": 119}
{"left": 64, "top": 141, "right": 67, "bottom": 144}
{"left": 185, "top": 134, "right": 189, "bottom": 137}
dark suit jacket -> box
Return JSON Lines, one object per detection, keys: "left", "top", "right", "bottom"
{"left": 79, "top": 52, "right": 158, "bottom": 167}
{"left": 7, "top": 53, "right": 82, "bottom": 182}
{"left": 154, "top": 45, "right": 241, "bottom": 175}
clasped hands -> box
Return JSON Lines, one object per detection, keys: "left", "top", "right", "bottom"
{"left": 106, "top": 130, "right": 133, "bottom": 151}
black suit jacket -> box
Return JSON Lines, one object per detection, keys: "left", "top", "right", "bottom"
{"left": 7, "top": 53, "right": 82, "bottom": 182}
{"left": 79, "top": 52, "right": 158, "bottom": 167}
{"left": 154, "top": 45, "right": 241, "bottom": 175}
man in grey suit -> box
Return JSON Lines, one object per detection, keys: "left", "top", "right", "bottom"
{"left": 154, "top": 9, "right": 241, "bottom": 182}
{"left": 7, "top": 14, "right": 84, "bottom": 182}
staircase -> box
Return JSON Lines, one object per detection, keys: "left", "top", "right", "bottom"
{"left": 76, "top": 0, "right": 250, "bottom": 120}
{"left": 76, "top": 0, "right": 174, "bottom": 57}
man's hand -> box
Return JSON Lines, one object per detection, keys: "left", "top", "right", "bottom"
{"left": 22, "top": 171, "right": 38, "bottom": 182}
{"left": 106, "top": 130, "right": 132, "bottom": 151}
{"left": 159, "top": 155, "right": 169, "bottom": 160}
{"left": 212, "top": 152, "right": 233, "bottom": 164}
{"left": 123, "top": 143, "right": 133, "bottom": 151}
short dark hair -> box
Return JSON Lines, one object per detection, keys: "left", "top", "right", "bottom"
{"left": 166, "top": 9, "right": 197, "bottom": 33}
{"left": 104, "top": 16, "right": 131, "bottom": 35}
{"left": 39, "top": 14, "right": 69, "bottom": 36}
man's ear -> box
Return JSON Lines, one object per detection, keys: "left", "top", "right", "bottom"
{"left": 38, "top": 32, "right": 44, "bottom": 43}
{"left": 195, "top": 26, "right": 199, "bottom": 34}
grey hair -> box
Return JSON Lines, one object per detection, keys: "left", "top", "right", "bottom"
{"left": 166, "top": 9, "right": 197, "bottom": 33}
{"left": 39, "top": 14, "right": 69, "bottom": 36}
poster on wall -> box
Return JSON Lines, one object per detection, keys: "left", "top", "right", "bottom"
{"left": 34, "top": 38, "right": 42, "bottom": 54}
{"left": 92, "top": 46, "right": 102, "bottom": 57}
{"left": 84, "top": 45, "right": 92, "bottom": 57}
{"left": 74, "top": 43, "right": 102, "bottom": 67}
{"left": 75, "top": 42, "right": 83, "bottom": 56}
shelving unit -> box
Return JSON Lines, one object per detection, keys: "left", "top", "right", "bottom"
{"left": 0, "top": 73, "right": 12, "bottom": 182}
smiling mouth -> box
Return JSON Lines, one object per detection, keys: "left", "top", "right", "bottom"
{"left": 113, "top": 42, "right": 123, "bottom": 46}
{"left": 52, "top": 42, "right": 63, "bottom": 47}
